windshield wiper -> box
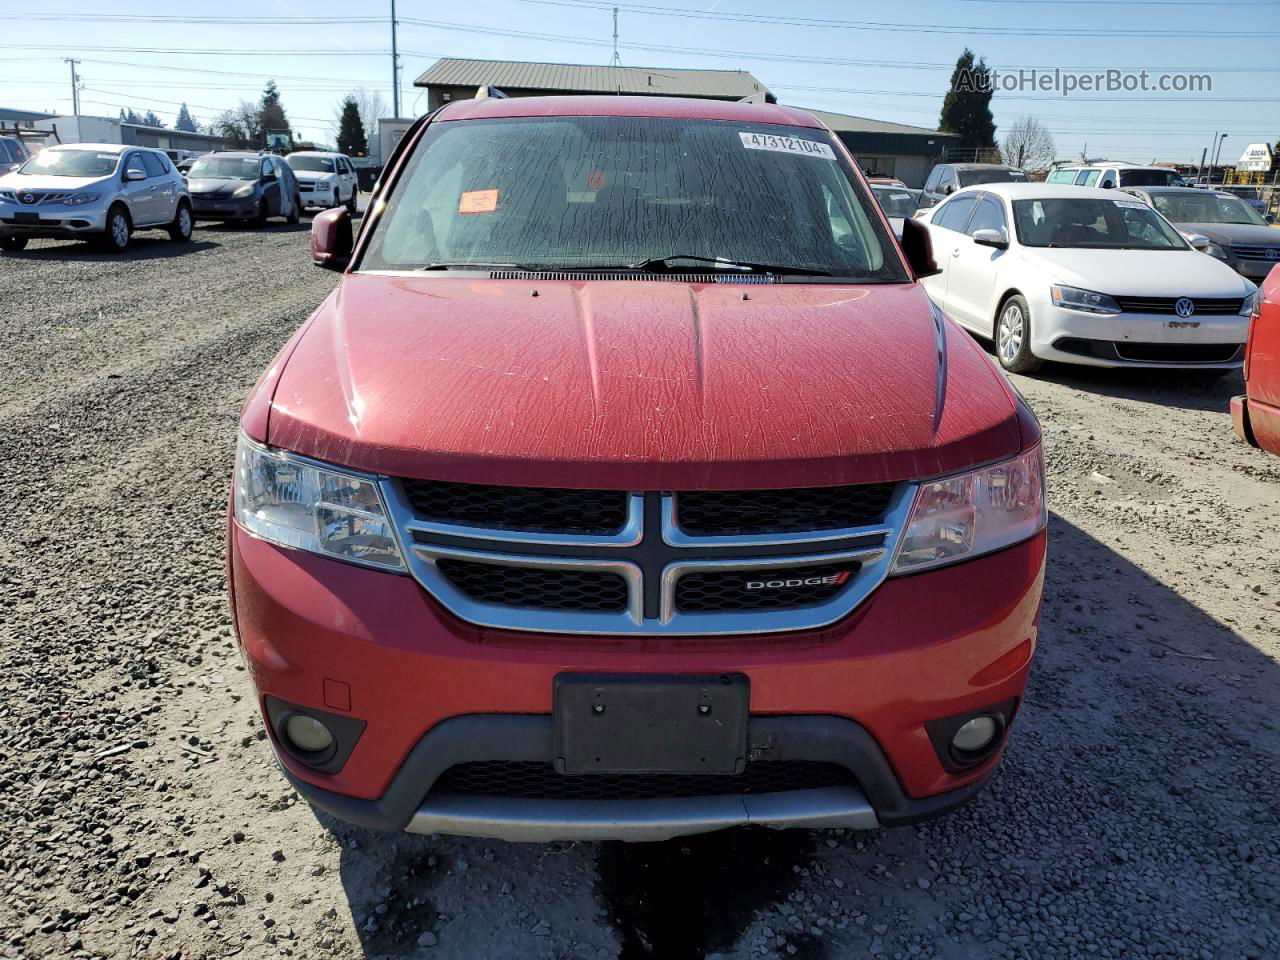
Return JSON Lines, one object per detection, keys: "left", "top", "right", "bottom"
{"left": 627, "top": 254, "right": 834, "bottom": 277}
{"left": 417, "top": 261, "right": 520, "bottom": 271}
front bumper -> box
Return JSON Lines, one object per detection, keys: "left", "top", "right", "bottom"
{"left": 1030, "top": 300, "right": 1249, "bottom": 368}
{"left": 229, "top": 524, "right": 1045, "bottom": 839}
{"left": 0, "top": 205, "right": 107, "bottom": 237}
{"left": 191, "top": 196, "right": 256, "bottom": 219}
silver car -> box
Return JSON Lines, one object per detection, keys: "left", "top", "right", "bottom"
{"left": 0, "top": 143, "right": 193, "bottom": 253}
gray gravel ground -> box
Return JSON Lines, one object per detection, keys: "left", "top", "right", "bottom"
{"left": 1, "top": 224, "right": 1277, "bottom": 960}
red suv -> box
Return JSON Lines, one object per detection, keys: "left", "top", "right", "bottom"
{"left": 229, "top": 95, "right": 1047, "bottom": 842}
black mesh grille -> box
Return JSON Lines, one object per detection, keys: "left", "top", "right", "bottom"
{"left": 436, "top": 559, "right": 628, "bottom": 612}
{"left": 490, "top": 271, "right": 780, "bottom": 284}
{"left": 675, "top": 562, "right": 858, "bottom": 613}
{"left": 433, "top": 761, "right": 856, "bottom": 800}
{"left": 1113, "top": 342, "right": 1241, "bottom": 363}
{"left": 1113, "top": 296, "right": 1243, "bottom": 316}
{"left": 676, "top": 485, "right": 895, "bottom": 536}
{"left": 402, "top": 479, "right": 628, "bottom": 534}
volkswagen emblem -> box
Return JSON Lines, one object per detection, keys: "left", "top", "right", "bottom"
{"left": 1268, "top": 248, "right": 1278, "bottom": 261}
{"left": 1174, "top": 297, "right": 1196, "bottom": 318}
{"left": 19, "top": 192, "right": 36, "bottom": 205}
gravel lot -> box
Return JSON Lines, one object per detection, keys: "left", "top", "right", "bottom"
{"left": 2, "top": 224, "right": 1277, "bottom": 960}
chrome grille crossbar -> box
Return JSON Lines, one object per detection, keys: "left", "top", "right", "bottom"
{"left": 382, "top": 481, "right": 915, "bottom": 636}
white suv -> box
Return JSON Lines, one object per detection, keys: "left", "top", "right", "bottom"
{"left": 0, "top": 143, "right": 193, "bottom": 253}
{"left": 284, "top": 151, "right": 359, "bottom": 213}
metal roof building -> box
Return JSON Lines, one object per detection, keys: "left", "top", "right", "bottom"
{"left": 413, "top": 58, "right": 958, "bottom": 187}
{"left": 415, "top": 59, "right": 770, "bottom": 107}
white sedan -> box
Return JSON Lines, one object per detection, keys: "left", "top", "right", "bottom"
{"left": 916, "top": 182, "right": 1259, "bottom": 373}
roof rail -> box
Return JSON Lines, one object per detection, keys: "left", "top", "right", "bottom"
{"left": 738, "top": 91, "right": 778, "bottom": 104}
{"left": 474, "top": 85, "right": 510, "bottom": 100}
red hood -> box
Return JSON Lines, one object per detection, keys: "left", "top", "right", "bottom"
{"left": 263, "top": 275, "right": 1021, "bottom": 488}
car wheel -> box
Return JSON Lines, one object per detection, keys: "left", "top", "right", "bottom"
{"left": 287, "top": 195, "right": 301, "bottom": 224}
{"left": 168, "top": 202, "right": 193, "bottom": 242}
{"left": 0, "top": 235, "right": 28, "bottom": 252}
{"left": 100, "top": 205, "right": 132, "bottom": 253}
{"left": 345, "top": 189, "right": 357, "bottom": 214}
{"left": 252, "top": 200, "right": 269, "bottom": 228}
{"left": 994, "top": 295, "right": 1043, "bottom": 374}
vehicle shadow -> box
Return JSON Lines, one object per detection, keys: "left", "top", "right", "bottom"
{"left": 3, "top": 237, "right": 219, "bottom": 261}
{"left": 320, "top": 512, "right": 1277, "bottom": 959}
{"left": 196, "top": 221, "right": 312, "bottom": 235}
{"left": 1027, "top": 362, "right": 1244, "bottom": 413}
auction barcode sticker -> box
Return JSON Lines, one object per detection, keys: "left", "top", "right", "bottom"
{"left": 739, "top": 132, "right": 835, "bottom": 159}
{"left": 1113, "top": 199, "right": 1148, "bottom": 210}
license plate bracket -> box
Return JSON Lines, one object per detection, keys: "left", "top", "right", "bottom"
{"left": 13, "top": 213, "right": 40, "bottom": 224}
{"left": 553, "top": 673, "right": 749, "bottom": 774}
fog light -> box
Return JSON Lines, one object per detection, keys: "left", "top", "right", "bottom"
{"left": 952, "top": 716, "right": 999, "bottom": 753}
{"left": 285, "top": 714, "right": 334, "bottom": 753}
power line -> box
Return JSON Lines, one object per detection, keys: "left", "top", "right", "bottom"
{"left": 495, "top": 0, "right": 1280, "bottom": 38}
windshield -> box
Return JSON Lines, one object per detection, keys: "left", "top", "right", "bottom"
{"left": 1118, "top": 169, "right": 1185, "bottom": 187}
{"left": 188, "top": 156, "right": 259, "bottom": 180}
{"left": 286, "top": 155, "right": 335, "bottom": 173}
{"left": 1151, "top": 192, "right": 1268, "bottom": 226}
{"left": 18, "top": 149, "right": 118, "bottom": 178}
{"left": 958, "top": 168, "right": 1024, "bottom": 187}
{"left": 872, "top": 186, "right": 920, "bottom": 218}
{"left": 1012, "top": 197, "right": 1187, "bottom": 250}
{"left": 360, "top": 116, "right": 907, "bottom": 281}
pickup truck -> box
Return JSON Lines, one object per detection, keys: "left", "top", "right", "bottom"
{"left": 228, "top": 95, "right": 1047, "bottom": 842}
{"left": 1233, "top": 265, "right": 1280, "bottom": 455}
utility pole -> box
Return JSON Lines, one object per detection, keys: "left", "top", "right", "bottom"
{"left": 390, "top": 0, "right": 400, "bottom": 117}
{"left": 65, "top": 58, "right": 81, "bottom": 120}
{"left": 1211, "top": 133, "right": 1228, "bottom": 179}
{"left": 610, "top": 6, "right": 621, "bottom": 68}
{"left": 1195, "top": 147, "right": 1207, "bottom": 184}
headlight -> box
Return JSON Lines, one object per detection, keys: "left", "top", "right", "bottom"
{"left": 234, "top": 434, "right": 405, "bottom": 570}
{"left": 1050, "top": 285, "right": 1120, "bottom": 315}
{"left": 1240, "top": 286, "right": 1261, "bottom": 317}
{"left": 1202, "top": 242, "right": 1230, "bottom": 261}
{"left": 891, "top": 446, "right": 1046, "bottom": 575}
{"left": 64, "top": 192, "right": 100, "bottom": 206}
{"left": 233, "top": 183, "right": 255, "bottom": 198}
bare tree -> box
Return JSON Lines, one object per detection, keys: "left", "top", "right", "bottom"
{"left": 1002, "top": 116, "right": 1056, "bottom": 172}
{"left": 332, "top": 88, "right": 389, "bottom": 152}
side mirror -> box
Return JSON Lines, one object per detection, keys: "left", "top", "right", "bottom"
{"left": 1186, "top": 233, "right": 1211, "bottom": 251}
{"left": 311, "top": 207, "right": 353, "bottom": 270}
{"left": 124, "top": 169, "right": 145, "bottom": 182}
{"left": 261, "top": 173, "right": 277, "bottom": 183}
{"left": 1100, "top": 181, "right": 1114, "bottom": 190}
{"left": 900, "top": 217, "right": 941, "bottom": 279}
{"left": 972, "top": 228, "right": 1009, "bottom": 250}
{"left": 942, "top": 183, "right": 955, "bottom": 195}
{"left": 1267, "top": 214, "right": 1276, "bottom": 225}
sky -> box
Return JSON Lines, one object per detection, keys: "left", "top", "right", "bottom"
{"left": 2, "top": 0, "right": 1276, "bottom": 166}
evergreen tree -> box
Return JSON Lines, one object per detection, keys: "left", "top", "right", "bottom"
{"left": 258, "top": 80, "right": 289, "bottom": 135}
{"left": 139, "top": 110, "right": 165, "bottom": 129}
{"left": 118, "top": 108, "right": 143, "bottom": 125}
{"left": 939, "top": 49, "right": 998, "bottom": 153}
{"left": 335, "top": 96, "right": 368, "bottom": 157}
{"left": 175, "top": 103, "right": 198, "bottom": 133}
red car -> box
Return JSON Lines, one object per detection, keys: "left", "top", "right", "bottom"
{"left": 229, "top": 95, "right": 1047, "bottom": 842}
{"left": 1232, "top": 264, "right": 1280, "bottom": 455}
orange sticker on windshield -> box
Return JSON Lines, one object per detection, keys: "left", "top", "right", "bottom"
{"left": 459, "top": 189, "right": 499, "bottom": 214}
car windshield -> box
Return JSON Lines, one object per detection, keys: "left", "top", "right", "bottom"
{"left": 360, "top": 116, "right": 907, "bottom": 281}
{"left": 958, "top": 168, "right": 1024, "bottom": 187}
{"left": 188, "top": 156, "right": 259, "bottom": 180}
{"left": 1012, "top": 197, "right": 1187, "bottom": 250}
{"left": 1118, "top": 169, "right": 1184, "bottom": 187}
{"left": 872, "top": 186, "right": 920, "bottom": 218}
{"left": 287, "top": 155, "right": 335, "bottom": 173}
{"left": 18, "top": 149, "right": 118, "bottom": 177}
{"left": 1151, "top": 192, "right": 1268, "bottom": 226}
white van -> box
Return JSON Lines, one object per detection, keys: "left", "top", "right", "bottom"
{"left": 1045, "top": 163, "right": 1185, "bottom": 190}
